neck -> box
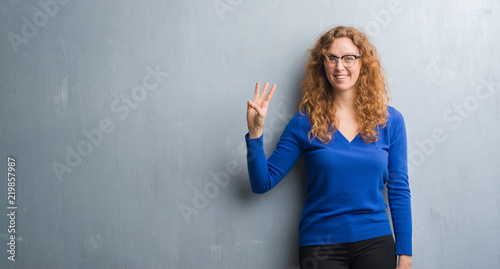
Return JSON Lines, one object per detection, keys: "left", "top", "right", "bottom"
{"left": 332, "top": 87, "right": 356, "bottom": 111}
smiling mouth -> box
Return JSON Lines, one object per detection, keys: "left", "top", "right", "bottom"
{"left": 334, "top": 75, "right": 349, "bottom": 79}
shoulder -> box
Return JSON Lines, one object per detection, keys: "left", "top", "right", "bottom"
{"left": 286, "top": 111, "right": 310, "bottom": 126}
{"left": 293, "top": 111, "right": 308, "bottom": 119}
{"left": 387, "top": 105, "right": 406, "bottom": 126}
{"left": 385, "top": 106, "right": 407, "bottom": 140}
{"left": 295, "top": 111, "right": 315, "bottom": 129}
{"left": 281, "top": 111, "right": 310, "bottom": 138}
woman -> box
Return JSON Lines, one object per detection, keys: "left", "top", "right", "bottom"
{"left": 245, "top": 26, "right": 412, "bottom": 269}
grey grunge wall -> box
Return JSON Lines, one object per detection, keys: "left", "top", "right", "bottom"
{"left": 0, "top": 0, "right": 499, "bottom": 268}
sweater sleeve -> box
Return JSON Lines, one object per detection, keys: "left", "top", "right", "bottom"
{"left": 245, "top": 114, "right": 302, "bottom": 194}
{"left": 386, "top": 107, "right": 413, "bottom": 256}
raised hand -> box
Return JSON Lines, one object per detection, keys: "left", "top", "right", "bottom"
{"left": 247, "top": 82, "right": 276, "bottom": 138}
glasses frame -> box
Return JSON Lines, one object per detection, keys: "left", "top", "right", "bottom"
{"left": 322, "top": 55, "right": 360, "bottom": 68}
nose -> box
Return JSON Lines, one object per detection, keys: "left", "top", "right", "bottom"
{"left": 334, "top": 59, "right": 345, "bottom": 70}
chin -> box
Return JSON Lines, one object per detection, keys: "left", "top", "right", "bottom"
{"left": 332, "top": 85, "right": 355, "bottom": 92}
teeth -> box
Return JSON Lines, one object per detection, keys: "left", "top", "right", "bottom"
{"left": 335, "top": 75, "right": 348, "bottom": 79}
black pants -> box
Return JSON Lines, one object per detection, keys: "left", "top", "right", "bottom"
{"left": 299, "top": 234, "right": 396, "bottom": 269}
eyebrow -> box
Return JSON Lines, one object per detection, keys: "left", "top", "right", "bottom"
{"left": 326, "top": 53, "right": 357, "bottom": 56}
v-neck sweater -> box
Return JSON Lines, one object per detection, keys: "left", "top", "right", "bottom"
{"left": 245, "top": 106, "right": 412, "bottom": 255}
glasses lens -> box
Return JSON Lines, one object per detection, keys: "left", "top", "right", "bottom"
{"left": 324, "top": 56, "right": 358, "bottom": 67}
{"left": 342, "top": 56, "right": 355, "bottom": 67}
{"left": 324, "top": 56, "right": 336, "bottom": 67}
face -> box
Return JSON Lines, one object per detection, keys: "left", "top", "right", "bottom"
{"left": 324, "top": 37, "right": 361, "bottom": 93}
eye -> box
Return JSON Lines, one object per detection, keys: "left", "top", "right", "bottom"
{"left": 328, "top": 56, "right": 337, "bottom": 62}
{"left": 344, "top": 56, "right": 355, "bottom": 62}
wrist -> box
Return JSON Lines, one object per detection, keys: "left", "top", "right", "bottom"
{"left": 248, "top": 129, "right": 262, "bottom": 139}
{"left": 398, "top": 254, "right": 412, "bottom": 265}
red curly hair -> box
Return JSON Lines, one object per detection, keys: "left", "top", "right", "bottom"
{"left": 299, "top": 26, "right": 390, "bottom": 144}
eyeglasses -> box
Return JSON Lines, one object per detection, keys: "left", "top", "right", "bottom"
{"left": 322, "top": 55, "right": 360, "bottom": 68}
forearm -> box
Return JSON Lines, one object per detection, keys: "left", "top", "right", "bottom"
{"left": 246, "top": 133, "right": 272, "bottom": 194}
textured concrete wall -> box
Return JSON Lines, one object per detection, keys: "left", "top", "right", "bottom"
{"left": 0, "top": 0, "right": 499, "bottom": 268}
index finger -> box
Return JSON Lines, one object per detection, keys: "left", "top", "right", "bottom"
{"left": 254, "top": 82, "right": 260, "bottom": 101}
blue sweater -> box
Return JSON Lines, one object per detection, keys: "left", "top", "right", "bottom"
{"left": 245, "top": 106, "right": 412, "bottom": 256}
